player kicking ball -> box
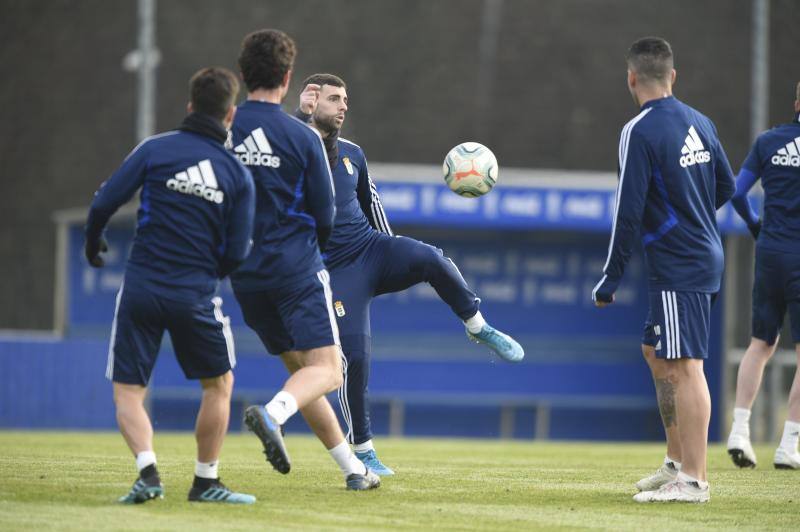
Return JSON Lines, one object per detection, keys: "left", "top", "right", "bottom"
{"left": 293, "top": 74, "right": 524, "bottom": 475}
{"left": 229, "top": 30, "right": 379, "bottom": 491}
{"left": 593, "top": 37, "right": 735, "bottom": 503}
{"left": 86, "top": 68, "right": 256, "bottom": 504}
{"left": 726, "top": 81, "right": 800, "bottom": 470}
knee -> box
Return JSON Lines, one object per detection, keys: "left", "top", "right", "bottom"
{"left": 345, "top": 348, "right": 368, "bottom": 368}
{"left": 748, "top": 338, "right": 776, "bottom": 360}
{"left": 411, "top": 243, "right": 445, "bottom": 271}
{"left": 329, "top": 353, "right": 344, "bottom": 390}
{"left": 201, "top": 370, "right": 234, "bottom": 398}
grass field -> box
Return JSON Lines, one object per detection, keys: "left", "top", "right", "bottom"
{"left": 0, "top": 431, "right": 796, "bottom": 531}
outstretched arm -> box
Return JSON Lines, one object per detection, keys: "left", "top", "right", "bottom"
{"left": 84, "top": 141, "right": 149, "bottom": 266}
{"left": 218, "top": 168, "right": 255, "bottom": 278}
{"left": 592, "top": 130, "right": 652, "bottom": 305}
{"left": 305, "top": 134, "right": 336, "bottom": 251}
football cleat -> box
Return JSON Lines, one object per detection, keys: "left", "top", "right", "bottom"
{"left": 355, "top": 450, "right": 395, "bottom": 476}
{"left": 727, "top": 433, "right": 757, "bottom": 468}
{"left": 188, "top": 478, "right": 256, "bottom": 504}
{"left": 635, "top": 462, "right": 679, "bottom": 492}
{"left": 467, "top": 324, "right": 524, "bottom": 363}
{"left": 118, "top": 475, "right": 164, "bottom": 504}
{"left": 773, "top": 447, "right": 800, "bottom": 470}
{"left": 244, "top": 405, "right": 291, "bottom": 474}
{"left": 346, "top": 468, "right": 381, "bottom": 491}
{"left": 633, "top": 479, "right": 710, "bottom": 503}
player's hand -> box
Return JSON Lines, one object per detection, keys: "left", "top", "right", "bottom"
{"left": 299, "top": 83, "right": 321, "bottom": 114}
{"left": 594, "top": 294, "right": 615, "bottom": 308}
{"left": 85, "top": 236, "right": 108, "bottom": 268}
{"left": 747, "top": 220, "right": 761, "bottom": 240}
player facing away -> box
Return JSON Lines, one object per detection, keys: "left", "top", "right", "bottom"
{"left": 726, "top": 81, "right": 800, "bottom": 470}
{"left": 229, "top": 30, "right": 379, "bottom": 491}
{"left": 592, "top": 37, "right": 735, "bottom": 503}
{"left": 85, "top": 68, "right": 256, "bottom": 504}
{"left": 293, "top": 73, "right": 524, "bottom": 475}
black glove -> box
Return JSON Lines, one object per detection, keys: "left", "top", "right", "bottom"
{"left": 747, "top": 221, "right": 761, "bottom": 240}
{"left": 85, "top": 236, "right": 108, "bottom": 268}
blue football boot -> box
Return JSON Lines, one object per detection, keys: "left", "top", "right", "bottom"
{"left": 346, "top": 468, "right": 381, "bottom": 490}
{"left": 467, "top": 324, "right": 524, "bottom": 363}
{"left": 188, "top": 478, "right": 256, "bottom": 504}
{"left": 355, "top": 449, "right": 395, "bottom": 476}
{"left": 118, "top": 475, "right": 163, "bottom": 504}
{"left": 244, "top": 405, "right": 291, "bottom": 474}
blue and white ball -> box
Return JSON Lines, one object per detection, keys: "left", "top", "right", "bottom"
{"left": 442, "top": 142, "right": 498, "bottom": 198}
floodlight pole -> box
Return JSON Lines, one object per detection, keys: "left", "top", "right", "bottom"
{"left": 136, "top": 0, "right": 158, "bottom": 141}
{"left": 751, "top": 0, "right": 770, "bottom": 141}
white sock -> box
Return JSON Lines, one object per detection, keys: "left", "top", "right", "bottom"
{"left": 677, "top": 471, "right": 708, "bottom": 489}
{"left": 732, "top": 407, "right": 751, "bottom": 437}
{"left": 353, "top": 440, "right": 374, "bottom": 453}
{"left": 464, "top": 311, "right": 486, "bottom": 334}
{"left": 664, "top": 456, "right": 681, "bottom": 471}
{"left": 328, "top": 440, "right": 367, "bottom": 476}
{"left": 779, "top": 420, "right": 800, "bottom": 452}
{"left": 135, "top": 451, "right": 156, "bottom": 472}
{"left": 195, "top": 460, "right": 219, "bottom": 479}
{"left": 265, "top": 391, "right": 298, "bottom": 426}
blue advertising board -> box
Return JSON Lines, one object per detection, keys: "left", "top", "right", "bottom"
{"left": 12, "top": 179, "right": 733, "bottom": 439}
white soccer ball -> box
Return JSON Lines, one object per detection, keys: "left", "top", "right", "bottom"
{"left": 442, "top": 142, "right": 498, "bottom": 198}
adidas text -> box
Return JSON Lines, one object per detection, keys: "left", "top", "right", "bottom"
{"left": 166, "top": 179, "right": 224, "bottom": 204}
{"left": 235, "top": 151, "right": 281, "bottom": 168}
{"left": 680, "top": 150, "right": 711, "bottom": 167}
{"left": 771, "top": 153, "right": 800, "bottom": 167}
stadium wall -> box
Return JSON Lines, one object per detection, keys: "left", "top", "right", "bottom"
{"left": 2, "top": 0, "right": 799, "bottom": 329}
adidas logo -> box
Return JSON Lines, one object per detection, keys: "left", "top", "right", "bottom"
{"left": 233, "top": 127, "right": 281, "bottom": 168}
{"left": 166, "top": 159, "right": 224, "bottom": 204}
{"left": 771, "top": 136, "right": 800, "bottom": 167}
{"left": 679, "top": 126, "right": 711, "bottom": 168}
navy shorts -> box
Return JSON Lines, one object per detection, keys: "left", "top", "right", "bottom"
{"left": 642, "top": 290, "right": 712, "bottom": 360}
{"left": 752, "top": 247, "right": 800, "bottom": 345}
{"left": 105, "top": 280, "right": 236, "bottom": 385}
{"left": 234, "top": 270, "right": 340, "bottom": 355}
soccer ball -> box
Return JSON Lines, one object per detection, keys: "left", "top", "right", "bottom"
{"left": 442, "top": 142, "right": 498, "bottom": 198}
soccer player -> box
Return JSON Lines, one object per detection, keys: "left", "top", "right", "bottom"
{"left": 85, "top": 67, "right": 256, "bottom": 504}
{"left": 726, "top": 81, "right": 800, "bottom": 470}
{"left": 229, "top": 30, "right": 379, "bottom": 491}
{"left": 293, "top": 73, "right": 524, "bottom": 475}
{"left": 592, "top": 37, "right": 735, "bottom": 503}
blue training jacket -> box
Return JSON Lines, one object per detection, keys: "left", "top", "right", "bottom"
{"left": 324, "top": 137, "right": 393, "bottom": 269}
{"left": 593, "top": 96, "right": 736, "bottom": 301}
{"left": 732, "top": 112, "right": 800, "bottom": 254}
{"left": 228, "top": 100, "right": 335, "bottom": 291}
{"left": 85, "top": 118, "right": 256, "bottom": 301}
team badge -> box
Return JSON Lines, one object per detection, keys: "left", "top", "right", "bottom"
{"left": 343, "top": 157, "right": 354, "bottom": 175}
{"left": 334, "top": 300, "right": 346, "bottom": 317}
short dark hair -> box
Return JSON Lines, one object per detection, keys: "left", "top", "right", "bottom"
{"left": 189, "top": 67, "right": 239, "bottom": 120}
{"left": 238, "top": 29, "right": 296, "bottom": 91}
{"left": 301, "top": 73, "right": 346, "bottom": 90}
{"left": 796, "top": 81, "right": 800, "bottom": 101}
{"left": 626, "top": 37, "right": 674, "bottom": 83}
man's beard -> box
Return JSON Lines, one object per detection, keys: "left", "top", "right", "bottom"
{"left": 313, "top": 112, "right": 341, "bottom": 136}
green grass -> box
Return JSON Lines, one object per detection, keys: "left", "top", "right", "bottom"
{"left": 0, "top": 432, "right": 796, "bottom": 531}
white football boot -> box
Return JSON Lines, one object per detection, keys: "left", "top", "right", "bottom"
{"left": 773, "top": 447, "right": 800, "bottom": 469}
{"left": 727, "top": 432, "right": 757, "bottom": 468}
{"left": 635, "top": 461, "right": 679, "bottom": 492}
{"left": 633, "top": 478, "right": 710, "bottom": 503}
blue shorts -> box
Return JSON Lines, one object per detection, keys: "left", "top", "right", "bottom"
{"left": 752, "top": 247, "right": 800, "bottom": 345}
{"left": 642, "top": 290, "right": 712, "bottom": 360}
{"left": 234, "top": 270, "right": 340, "bottom": 355}
{"left": 105, "top": 280, "right": 236, "bottom": 385}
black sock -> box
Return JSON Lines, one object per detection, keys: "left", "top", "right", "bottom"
{"left": 140, "top": 464, "right": 159, "bottom": 482}
{"left": 193, "top": 475, "right": 219, "bottom": 490}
